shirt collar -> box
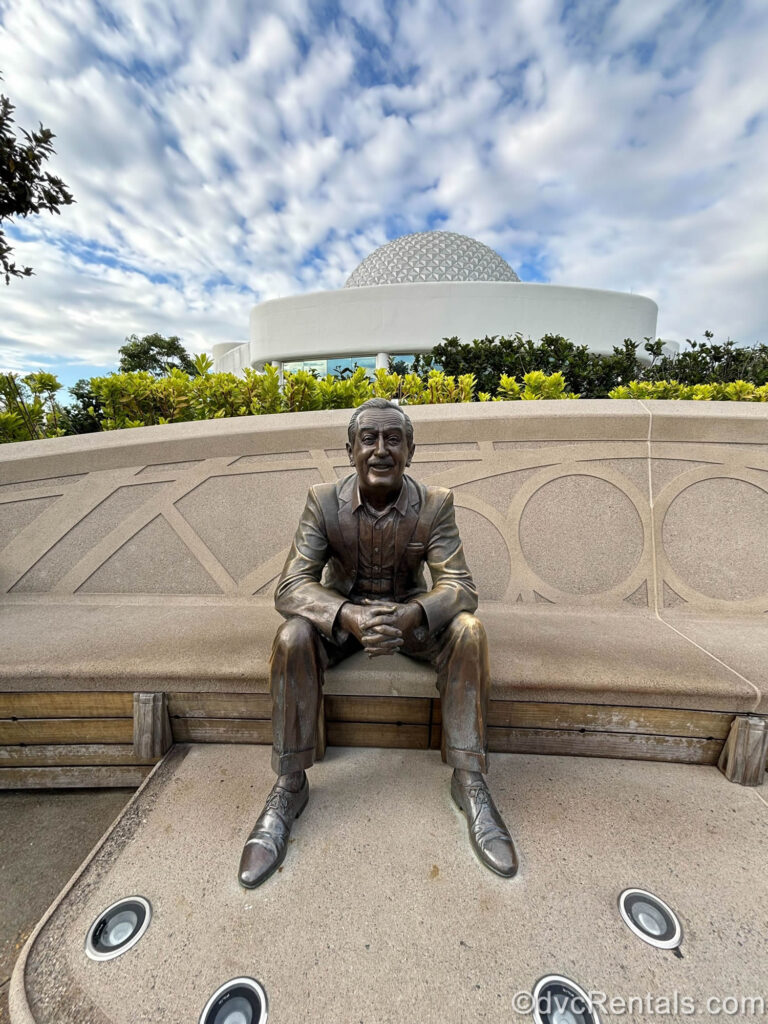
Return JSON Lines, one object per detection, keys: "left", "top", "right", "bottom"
{"left": 352, "top": 478, "right": 410, "bottom": 517}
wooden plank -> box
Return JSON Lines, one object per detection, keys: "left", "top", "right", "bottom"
{"left": 326, "top": 722, "right": 429, "bottom": 749}
{"left": 0, "top": 744, "right": 157, "bottom": 767}
{"left": 718, "top": 716, "right": 768, "bottom": 785}
{"left": 488, "top": 727, "right": 723, "bottom": 764}
{"left": 168, "top": 693, "right": 272, "bottom": 720}
{"left": 0, "top": 718, "right": 134, "bottom": 745}
{"left": 486, "top": 701, "right": 732, "bottom": 738}
{"left": 325, "top": 695, "right": 431, "bottom": 725}
{"left": 133, "top": 692, "right": 172, "bottom": 759}
{"left": 0, "top": 765, "right": 152, "bottom": 789}
{"left": 171, "top": 718, "right": 273, "bottom": 744}
{"left": 0, "top": 692, "right": 133, "bottom": 719}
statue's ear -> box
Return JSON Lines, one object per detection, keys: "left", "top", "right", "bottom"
{"left": 346, "top": 440, "right": 354, "bottom": 463}
{"left": 406, "top": 443, "right": 415, "bottom": 467}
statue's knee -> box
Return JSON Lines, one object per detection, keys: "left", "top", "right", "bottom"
{"left": 448, "top": 612, "right": 486, "bottom": 644}
{"left": 275, "top": 616, "right": 316, "bottom": 650}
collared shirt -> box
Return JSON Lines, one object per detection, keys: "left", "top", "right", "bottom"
{"left": 351, "top": 480, "right": 409, "bottom": 599}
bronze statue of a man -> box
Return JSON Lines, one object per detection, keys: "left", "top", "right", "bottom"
{"left": 239, "top": 398, "right": 517, "bottom": 887}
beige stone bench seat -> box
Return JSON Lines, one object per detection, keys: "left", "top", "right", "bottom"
{"left": 1, "top": 598, "right": 764, "bottom": 713}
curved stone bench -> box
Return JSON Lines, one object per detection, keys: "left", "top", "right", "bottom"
{"left": 2, "top": 401, "right": 767, "bottom": 786}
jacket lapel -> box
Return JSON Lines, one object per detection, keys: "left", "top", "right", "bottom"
{"left": 336, "top": 474, "right": 359, "bottom": 579}
{"left": 393, "top": 475, "right": 421, "bottom": 571}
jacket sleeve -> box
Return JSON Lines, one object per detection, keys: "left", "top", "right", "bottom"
{"left": 414, "top": 490, "right": 478, "bottom": 634}
{"left": 273, "top": 487, "right": 348, "bottom": 640}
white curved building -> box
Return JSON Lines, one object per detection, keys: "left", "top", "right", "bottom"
{"left": 213, "top": 231, "right": 659, "bottom": 376}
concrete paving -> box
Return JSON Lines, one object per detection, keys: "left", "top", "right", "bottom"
{"left": 0, "top": 789, "right": 133, "bottom": 1024}
{"left": 9, "top": 746, "right": 768, "bottom": 1024}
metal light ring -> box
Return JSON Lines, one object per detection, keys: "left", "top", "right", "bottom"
{"left": 532, "top": 974, "right": 602, "bottom": 1024}
{"left": 618, "top": 888, "right": 682, "bottom": 949}
{"left": 198, "top": 977, "right": 269, "bottom": 1024}
{"left": 85, "top": 895, "right": 152, "bottom": 962}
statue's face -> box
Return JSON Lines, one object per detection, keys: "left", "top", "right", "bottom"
{"left": 347, "top": 407, "right": 415, "bottom": 501}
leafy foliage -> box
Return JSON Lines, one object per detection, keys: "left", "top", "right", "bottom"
{"left": 424, "top": 331, "right": 768, "bottom": 398}
{"left": 0, "top": 80, "right": 74, "bottom": 284}
{"left": 118, "top": 332, "right": 197, "bottom": 376}
{"left": 0, "top": 371, "right": 69, "bottom": 441}
{"left": 4, "top": 344, "right": 768, "bottom": 443}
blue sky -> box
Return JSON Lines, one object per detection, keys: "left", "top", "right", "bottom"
{"left": 1, "top": 0, "right": 766, "bottom": 396}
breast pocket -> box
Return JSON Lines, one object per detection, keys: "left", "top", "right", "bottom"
{"left": 405, "top": 541, "right": 426, "bottom": 565}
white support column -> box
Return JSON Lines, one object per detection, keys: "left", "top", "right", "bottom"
{"left": 375, "top": 352, "right": 389, "bottom": 370}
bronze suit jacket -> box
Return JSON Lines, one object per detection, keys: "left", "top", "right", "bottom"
{"left": 274, "top": 473, "right": 478, "bottom": 641}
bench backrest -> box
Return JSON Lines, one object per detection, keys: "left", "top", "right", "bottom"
{"left": 2, "top": 401, "right": 766, "bottom": 616}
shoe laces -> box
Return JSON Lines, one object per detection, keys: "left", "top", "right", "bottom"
{"left": 466, "top": 784, "right": 491, "bottom": 810}
{"left": 264, "top": 790, "right": 291, "bottom": 817}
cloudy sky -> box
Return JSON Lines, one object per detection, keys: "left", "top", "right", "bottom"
{"left": 1, "top": 0, "right": 766, "bottom": 395}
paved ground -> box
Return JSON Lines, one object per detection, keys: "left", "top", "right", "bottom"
{"left": 10, "top": 745, "right": 768, "bottom": 1024}
{"left": 0, "top": 789, "right": 133, "bottom": 1024}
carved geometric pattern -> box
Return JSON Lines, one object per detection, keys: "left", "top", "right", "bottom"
{"left": 77, "top": 515, "right": 222, "bottom": 594}
{"left": 662, "top": 581, "right": 687, "bottom": 608}
{"left": 1, "top": 433, "right": 766, "bottom": 613}
{"left": 12, "top": 483, "right": 168, "bottom": 593}
{"left": 174, "top": 470, "right": 323, "bottom": 583}
{"left": 624, "top": 580, "right": 649, "bottom": 608}
{"left": 519, "top": 475, "right": 644, "bottom": 595}
{"left": 662, "top": 478, "right": 768, "bottom": 601}
{"left": 344, "top": 231, "right": 520, "bottom": 287}
{"left": 0, "top": 496, "right": 60, "bottom": 550}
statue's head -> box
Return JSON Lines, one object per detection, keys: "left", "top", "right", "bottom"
{"left": 346, "top": 398, "right": 415, "bottom": 501}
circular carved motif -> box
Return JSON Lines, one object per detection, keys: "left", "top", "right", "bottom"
{"left": 454, "top": 507, "right": 511, "bottom": 600}
{"left": 662, "top": 478, "right": 768, "bottom": 601}
{"left": 519, "top": 475, "right": 643, "bottom": 594}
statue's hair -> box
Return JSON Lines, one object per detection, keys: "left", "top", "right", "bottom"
{"left": 347, "top": 398, "right": 414, "bottom": 447}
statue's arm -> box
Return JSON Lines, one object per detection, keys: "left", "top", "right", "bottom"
{"left": 274, "top": 487, "right": 348, "bottom": 640}
{"left": 415, "top": 490, "right": 478, "bottom": 634}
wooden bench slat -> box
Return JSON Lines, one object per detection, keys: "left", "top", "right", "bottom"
{"left": 0, "top": 743, "right": 157, "bottom": 767}
{"left": 0, "top": 765, "right": 152, "bottom": 788}
{"left": 172, "top": 718, "right": 273, "bottom": 743}
{"left": 488, "top": 727, "right": 723, "bottom": 764}
{"left": 0, "top": 718, "right": 134, "bottom": 745}
{"left": 326, "top": 722, "right": 429, "bottom": 749}
{"left": 431, "top": 700, "right": 733, "bottom": 739}
{"left": 325, "top": 695, "right": 431, "bottom": 725}
{"left": 0, "top": 692, "right": 133, "bottom": 719}
{"left": 168, "top": 693, "right": 272, "bottom": 720}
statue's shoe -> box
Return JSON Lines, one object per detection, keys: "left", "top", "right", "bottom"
{"left": 451, "top": 773, "right": 518, "bottom": 878}
{"left": 238, "top": 773, "right": 309, "bottom": 889}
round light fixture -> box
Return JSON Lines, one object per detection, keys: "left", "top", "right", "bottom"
{"left": 619, "top": 889, "right": 682, "bottom": 950}
{"left": 85, "top": 896, "right": 151, "bottom": 961}
{"left": 532, "top": 975, "right": 601, "bottom": 1024}
{"left": 199, "top": 978, "right": 268, "bottom": 1024}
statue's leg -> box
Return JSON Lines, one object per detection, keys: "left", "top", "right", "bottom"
{"left": 270, "top": 615, "right": 328, "bottom": 776}
{"left": 239, "top": 616, "right": 358, "bottom": 889}
{"left": 431, "top": 612, "right": 490, "bottom": 774}
{"left": 429, "top": 612, "right": 517, "bottom": 878}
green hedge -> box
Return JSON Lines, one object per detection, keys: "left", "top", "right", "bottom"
{"left": 2, "top": 335, "right": 768, "bottom": 444}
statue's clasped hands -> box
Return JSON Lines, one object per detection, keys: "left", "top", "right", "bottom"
{"left": 339, "top": 599, "right": 424, "bottom": 657}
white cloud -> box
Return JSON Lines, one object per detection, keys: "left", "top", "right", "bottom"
{"left": 0, "top": 0, "right": 766, "bottom": 393}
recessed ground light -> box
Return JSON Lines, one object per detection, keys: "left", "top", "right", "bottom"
{"left": 85, "top": 896, "right": 151, "bottom": 961}
{"left": 532, "top": 975, "right": 601, "bottom": 1024}
{"left": 619, "top": 889, "right": 682, "bottom": 950}
{"left": 199, "top": 977, "right": 268, "bottom": 1024}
